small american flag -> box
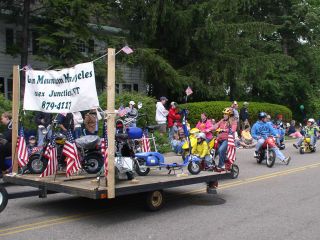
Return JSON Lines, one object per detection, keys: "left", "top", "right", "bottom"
{"left": 63, "top": 130, "right": 81, "bottom": 177}
{"left": 40, "top": 134, "right": 58, "bottom": 177}
{"left": 17, "top": 127, "right": 29, "bottom": 168}
{"left": 185, "top": 86, "right": 193, "bottom": 96}
{"left": 117, "top": 105, "right": 127, "bottom": 117}
{"left": 141, "top": 131, "right": 151, "bottom": 152}
{"left": 121, "top": 45, "right": 133, "bottom": 55}
{"left": 101, "top": 121, "right": 108, "bottom": 176}
{"left": 226, "top": 132, "right": 236, "bottom": 165}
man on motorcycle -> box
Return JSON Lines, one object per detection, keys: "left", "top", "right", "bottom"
{"left": 125, "top": 101, "right": 138, "bottom": 127}
{"left": 251, "top": 112, "right": 290, "bottom": 163}
{"left": 212, "top": 108, "right": 237, "bottom": 170}
{"left": 192, "top": 132, "right": 211, "bottom": 167}
{"left": 293, "top": 118, "right": 319, "bottom": 149}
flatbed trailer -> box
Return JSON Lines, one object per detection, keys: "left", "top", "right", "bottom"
{"left": 0, "top": 170, "right": 232, "bottom": 212}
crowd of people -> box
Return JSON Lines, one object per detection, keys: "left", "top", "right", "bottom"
{"left": 1, "top": 96, "right": 320, "bottom": 177}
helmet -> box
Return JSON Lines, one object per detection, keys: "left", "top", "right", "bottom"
{"left": 189, "top": 128, "right": 200, "bottom": 134}
{"left": 196, "top": 132, "right": 206, "bottom": 140}
{"left": 222, "top": 108, "right": 233, "bottom": 116}
{"left": 308, "top": 118, "right": 315, "bottom": 124}
{"left": 258, "top": 112, "right": 267, "bottom": 120}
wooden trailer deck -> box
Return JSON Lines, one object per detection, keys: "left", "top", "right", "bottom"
{"left": 3, "top": 170, "right": 230, "bottom": 200}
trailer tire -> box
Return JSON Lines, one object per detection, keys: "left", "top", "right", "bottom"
{"left": 145, "top": 190, "right": 164, "bottom": 211}
{"left": 0, "top": 187, "right": 8, "bottom": 213}
{"left": 231, "top": 164, "right": 239, "bottom": 179}
{"left": 187, "top": 162, "right": 201, "bottom": 175}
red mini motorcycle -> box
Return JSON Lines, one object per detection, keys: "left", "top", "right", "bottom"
{"left": 256, "top": 136, "right": 277, "bottom": 168}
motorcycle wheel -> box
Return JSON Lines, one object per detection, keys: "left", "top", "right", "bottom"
{"left": 126, "top": 171, "right": 134, "bottom": 180}
{"left": 27, "top": 154, "right": 47, "bottom": 174}
{"left": 84, "top": 153, "right": 103, "bottom": 174}
{"left": 0, "top": 187, "right": 8, "bottom": 213}
{"left": 134, "top": 159, "right": 150, "bottom": 176}
{"left": 231, "top": 164, "right": 239, "bottom": 179}
{"left": 187, "top": 161, "right": 201, "bottom": 175}
{"left": 266, "top": 150, "right": 276, "bottom": 168}
{"left": 299, "top": 147, "right": 305, "bottom": 154}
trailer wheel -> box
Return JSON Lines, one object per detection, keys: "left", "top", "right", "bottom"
{"left": 0, "top": 187, "right": 8, "bottom": 213}
{"left": 145, "top": 190, "right": 164, "bottom": 211}
{"left": 231, "top": 164, "right": 239, "bottom": 179}
{"left": 187, "top": 161, "right": 201, "bottom": 175}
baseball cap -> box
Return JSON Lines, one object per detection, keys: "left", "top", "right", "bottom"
{"left": 233, "top": 101, "right": 238, "bottom": 105}
{"left": 29, "top": 135, "right": 36, "bottom": 140}
{"left": 129, "top": 100, "right": 135, "bottom": 105}
{"left": 160, "top": 96, "right": 168, "bottom": 101}
{"left": 171, "top": 101, "right": 178, "bottom": 107}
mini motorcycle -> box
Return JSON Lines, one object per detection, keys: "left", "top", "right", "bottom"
{"left": 255, "top": 136, "right": 289, "bottom": 168}
{"left": 299, "top": 136, "right": 316, "bottom": 154}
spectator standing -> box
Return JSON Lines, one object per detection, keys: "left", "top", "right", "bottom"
{"left": 239, "top": 102, "right": 250, "bottom": 130}
{"left": 0, "top": 112, "right": 12, "bottom": 177}
{"left": 155, "top": 96, "right": 169, "bottom": 134}
{"left": 57, "top": 113, "right": 74, "bottom": 134}
{"left": 35, "top": 112, "right": 52, "bottom": 146}
{"left": 84, "top": 109, "right": 98, "bottom": 135}
{"left": 168, "top": 102, "right": 181, "bottom": 140}
{"left": 73, "top": 112, "right": 84, "bottom": 139}
{"left": 124, "top": 101, "right": 138, "bottom": 127}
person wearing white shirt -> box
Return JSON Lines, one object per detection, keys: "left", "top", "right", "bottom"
{"left": 156, "top": 96, "right": 169, "bottom": 134}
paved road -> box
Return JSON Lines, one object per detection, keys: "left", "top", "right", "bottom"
{"left": 1, "top": 142, "right": 320, "bottom": 240}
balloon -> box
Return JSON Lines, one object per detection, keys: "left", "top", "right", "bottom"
{"left": 299, "top": 105, "right": 304, "bottom": 111}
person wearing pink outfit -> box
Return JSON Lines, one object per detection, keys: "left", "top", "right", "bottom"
{"left": 196, "top": 113, "right": 214, "bottom": 140}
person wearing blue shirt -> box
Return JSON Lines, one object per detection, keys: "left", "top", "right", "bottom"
{"left": 251, "top": 112, "right": 290, "bottom": 163}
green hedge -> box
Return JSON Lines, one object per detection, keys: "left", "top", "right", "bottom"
{"left": 179, "top": 101, "right": 292, "bottom": 126}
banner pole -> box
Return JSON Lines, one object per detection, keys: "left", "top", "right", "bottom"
{"left": 12, "top": 65, "right": 20, "bottom": 174}
{"left": 106, "top": 48, "right": 116, "bottom": 198}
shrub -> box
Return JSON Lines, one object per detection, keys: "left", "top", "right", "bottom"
{"left": 179, "top": 101, "right": 292, "bottom": 126}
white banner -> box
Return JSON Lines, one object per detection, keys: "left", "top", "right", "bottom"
{"left": 24, "top": 62, "right": 99, "bottom": 113}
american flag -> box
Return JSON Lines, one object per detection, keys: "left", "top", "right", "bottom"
{"left": 121, "top": 45, "right": 133, "bottom": 55}
{"left": 17, "top": 127, "right": 29, "bottom": 168}
{"left": 226, "top": 132, "right": 236, "bottom": 165}
{"left": 117, "top": 105, "right": 127, "bottom": 117}
{"left": 40, "top": 134, "right": 58, "bottom": 177}
{"left": 185, "top": 86, "right": 193, "bottom": 96}
{"left": 63, "top": 130, "right": 81, "bottom": 177}
{"left": 101, "top": 121, "right": 108, "bottom": 176}
{"left": 141, "top": 130, "right": 151, "bottom": 152}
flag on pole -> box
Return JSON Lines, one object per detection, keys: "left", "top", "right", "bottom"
{"left": 40, "top": 135, "right": 58, "bottom": 177}
{"left": 226, "top": 132, "right": 236, "bottom": 166}
{"left": 101, "top": 121, "right": 108, "bottom": 176}
{"left": 121, "top": 45, "right": 133, "bottom": 55}
{"left": 185, "top": 86, "right": 193, "bottom": 96}
{"left": 117, "top": 105, "right": 127, "bottom": 117}
{"left": 141, "top": 130, "right": 151, "bottom": 152}
{"left": 63, "top": 130, "right": 81, "bottom": 177}
{"left": 17, "top": 127, "right": 29, "bottom": 168}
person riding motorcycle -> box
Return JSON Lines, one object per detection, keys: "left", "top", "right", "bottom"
{"left": 293, "top": 118, "right": 319, "bottom": 149}
{"left": 212, "top": 108, "right": 237, "bottom": 170}
{"left": 251, "top": 112, "right": 290, "bottom": 163}
{"left": 191, "top": 132, "right": 211, "bottom": 167}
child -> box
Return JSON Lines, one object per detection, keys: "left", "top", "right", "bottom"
{"left": 192, "top": 132, "right": 211, "bottom": 166}
{"left": 27, "top": 135, "right": 37, "bottom": 155}
{"left": 240, "top": 125, "right": 256, "bottom": 148}
{"left": 170, "top": 133, "right": 184, "bottom": 155}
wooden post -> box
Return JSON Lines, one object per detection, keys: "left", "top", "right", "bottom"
{"left": 12, "top": 65, "right": 20, "bottom": 173}
{"left": 106, "top": 48, "right": 116, "bottom": 198}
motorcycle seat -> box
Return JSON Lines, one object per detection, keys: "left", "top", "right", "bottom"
{"left": 115, "top": 133, "right": 129, "bottom": 141}
{"left": 76, "top": 135, "right": 101, "bottom": 149}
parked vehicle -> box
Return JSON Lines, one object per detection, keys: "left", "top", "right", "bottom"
{"left": 28, "top": 118, "right": 103, "bottom": 174}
